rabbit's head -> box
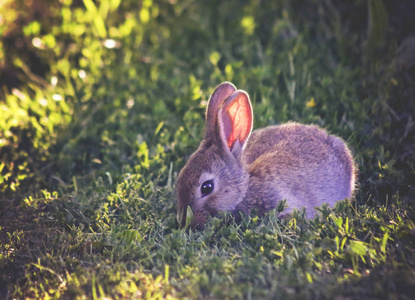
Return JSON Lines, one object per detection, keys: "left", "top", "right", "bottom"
{"left": 176, "top": 82, "right": 253, "bottom": 229}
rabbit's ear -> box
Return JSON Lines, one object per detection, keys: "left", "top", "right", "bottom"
{"left": 205, "top": 82, "right": 236, "bottom": 137}
{"left": 218, "top": 90, "right": 253, "bottom": 155}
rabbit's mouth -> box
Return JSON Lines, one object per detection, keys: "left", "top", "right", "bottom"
{"left": 177, "top": 204, "right": 212, "bottom": 230}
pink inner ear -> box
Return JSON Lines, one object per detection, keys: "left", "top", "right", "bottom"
{"left": 225, "top": 94, "right": 252, "bottom": 149}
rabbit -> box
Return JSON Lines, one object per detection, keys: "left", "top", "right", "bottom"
{"left": 176, "top": 82, "right": 356, "bottom": 229}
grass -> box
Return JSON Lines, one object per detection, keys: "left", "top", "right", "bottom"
{"left": 1, "top": 0, "right": 415, "bottom": 298}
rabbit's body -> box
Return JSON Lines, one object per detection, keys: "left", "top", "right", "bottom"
{"left": 176, "top": 82, "right": 356, "bottom": 228}
{"left": 238, "top": 123, "right": 355, "bottom": 217}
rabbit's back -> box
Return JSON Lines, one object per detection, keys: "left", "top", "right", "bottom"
{"left": 241, "top": 122, "right": 355, "bottom": 217}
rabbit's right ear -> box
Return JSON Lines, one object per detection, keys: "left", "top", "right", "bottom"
{"left": 218, "top": 90, "right": 253, "bottom": 156}
{"left": 205, "top": 82, "right": 236, "bottom": 137}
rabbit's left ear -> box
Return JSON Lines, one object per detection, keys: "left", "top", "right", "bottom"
{"left": 218, "top": 90, "right": 253, "bottom": 155}
{"left": 205, "top": 82, "right": 237, "bottom": 138}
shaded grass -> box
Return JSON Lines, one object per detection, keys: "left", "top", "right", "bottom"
{"left": 1, "top": 0, "right": 415, "bottom": 299}
{"left": 2, "top": 194, "right": 415, "bottom": 298}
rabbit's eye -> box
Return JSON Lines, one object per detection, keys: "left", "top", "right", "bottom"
{"left": 201, "top": 180, "right": 214, "bottom": 196}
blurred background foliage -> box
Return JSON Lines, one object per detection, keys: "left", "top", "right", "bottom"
{"left": 0, "top": 0, "right": 415, "bottom": 298}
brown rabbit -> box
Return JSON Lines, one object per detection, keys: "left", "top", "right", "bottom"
{"left": 176, "top": 82, "right": 356, "bottom": 229}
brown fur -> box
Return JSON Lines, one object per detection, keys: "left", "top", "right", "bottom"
{"left": 176, "top": 82, "right": 356, "bottom": 229}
